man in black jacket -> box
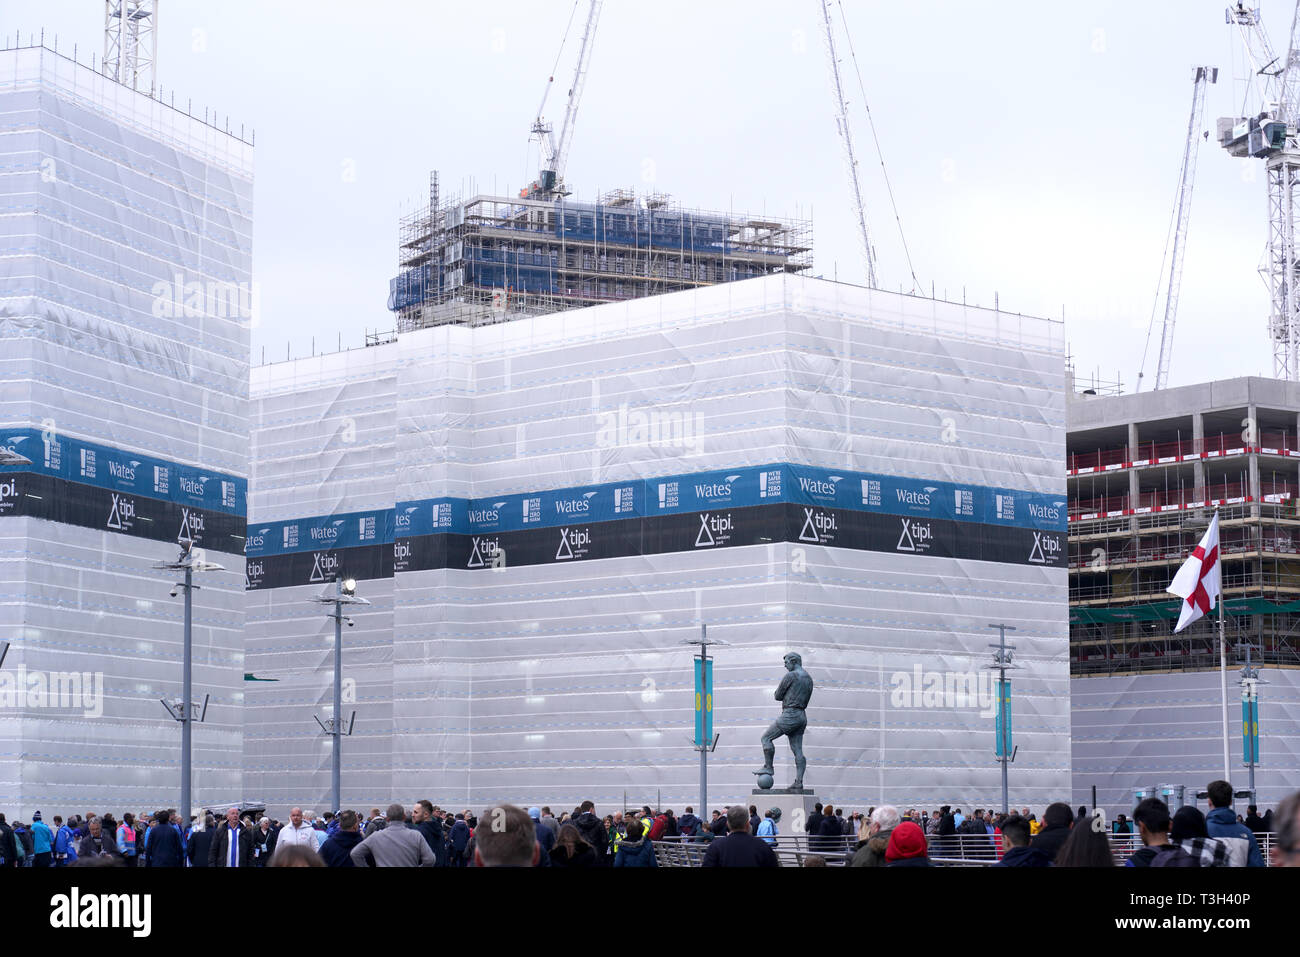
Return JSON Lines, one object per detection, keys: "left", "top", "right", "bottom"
{"left": 805, "top": 803, "right": 823, "bottom": 839}
{"left": 448, "top": 813, "right": 471, "bottom": 867}
{"left": 187, "top": 815, "right": 214, "bottom": 867}
{"left": 145, "top": 810, "right": 184, "bottom": 867}
{"left": 0, "top": 814, "right": 16, "bottom": 867}
{"left": 992, "top": 815, "right": 1050, "bottom": 867}
{"left": 319, "top": 809, "right": 364, "bottom": 866}
{"left": 710, "top": 810, "right": 728, "bottom": 837}
{"left": 570, "top": 801, "right": 608, "bottom": 865}
{"left": 702, "top": 806, "right": 779, "bottom": 868}
{"left": 412, "top": 800, "right": 445, "bottom": 867}
{"left": 208, "top": 807, "right": 254, "bottom": 867}
{"left": 1029, "top": 802, "right": 1074, "bottom": 863}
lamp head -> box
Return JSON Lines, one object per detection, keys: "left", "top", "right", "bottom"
{"left": 341, "top": 578, "right": 357, "bottom": 596}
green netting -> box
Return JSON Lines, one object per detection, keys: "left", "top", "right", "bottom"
{"left": 1071, "top": 596, "right": 1300, "bottom": 624}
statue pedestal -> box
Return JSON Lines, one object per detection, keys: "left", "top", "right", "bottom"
{"left": 750, "top": 788, "right": 820, "bottom": 834}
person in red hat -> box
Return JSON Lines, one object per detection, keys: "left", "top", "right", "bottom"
{"left": 884, "top": 820, "right": 931, "bottom": 867}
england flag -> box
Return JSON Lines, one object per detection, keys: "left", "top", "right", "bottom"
{"left": 1167, "top": 511, "right": 1221, "bottom": 633}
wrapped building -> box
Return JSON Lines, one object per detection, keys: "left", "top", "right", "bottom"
{"left": 0, "top": 44, "right": 253, "bottom": 817}
{"left": 247, "top": 274, "right": 1069, "bottom": 813}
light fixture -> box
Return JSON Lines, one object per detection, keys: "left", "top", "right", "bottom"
{"left": 342, "top": 578, "right": 357, "bottom": 596}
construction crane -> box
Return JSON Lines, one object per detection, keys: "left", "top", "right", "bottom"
{"left": 819, "top": 0, "right": 877, "bottom": 288}
{"left": 1138, "top": 66, "right": 1218, "bottom": 392}
{"left": 1219, "top": 2, "right": 1300, "bottom": 379}
{"left": 103, "top": 0, "right": 157, "bottom": 93}
{"left": 527, "top": 0, "right": 603, "bottom": 199}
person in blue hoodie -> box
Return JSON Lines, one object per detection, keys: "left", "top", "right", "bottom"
{"left": 1205, "top": 780, "right": 1265, "bottom": 867}
{"left": 29, "top": 811, "right": 53, "bottom": 867}
{"left": 54, "top": 816, "right": 78, "bottom": 867}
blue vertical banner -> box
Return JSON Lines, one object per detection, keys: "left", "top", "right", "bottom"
{"left": 694, "top": 657, "right": 713, "bottom": 746}
{"left": 1242, "top": 696, "right": 1260, "bottom": 764}
{"left": 994, "top": 679, "right": 1013, "bottom": 757}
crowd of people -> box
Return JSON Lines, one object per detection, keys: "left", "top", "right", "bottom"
{"left": 846, "top": 780, "right": 1295, "bottom": 868}
{"left": 0, "top": 778, "right": 1295, "bottom": 868}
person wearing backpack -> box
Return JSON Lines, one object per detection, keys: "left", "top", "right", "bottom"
{"left": 678, "top": 806, "right": 701, "bottom": 841}
{"left": 14, "top": 820, "right": 35, "bottom": 866}
{"left": 1205, "top": 780, "right": 1265, "bottom": 867}
{"left": 1126, "top": 798, "right": 1197, "bottom": 867}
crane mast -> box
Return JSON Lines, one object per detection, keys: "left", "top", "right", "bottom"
{"left": 1142, "top": 66, "right": 1217, "bottom": 392}
{"left": 103, "top": 0, "right": 157, "bottom": 93}
{"left": 819, "top": 0, "right": 877, "bottom": 288}
{"left": 1219, "top": 2, "right": 1300, "bottom": 379}
{"left": 530, "top": 0, "right": 603, "bottom": 199}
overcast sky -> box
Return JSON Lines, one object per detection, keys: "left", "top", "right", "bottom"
{"left": 6, "top": 0, "right": 1294, "bottom": 389}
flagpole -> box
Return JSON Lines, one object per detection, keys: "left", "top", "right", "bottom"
{"left": 1219, "top": 595, "right": 1229, "bottom": 781}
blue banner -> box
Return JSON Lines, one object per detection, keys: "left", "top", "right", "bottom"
{"left": 245, "top": 508, "right": 396, "bottom": 557}
{"left": 249, "top": 462, "right": 1066, "bottom": 557}
{"left": 0, "top": 427, "right": 246, "bottom": 516}
{"left": 995, "top": 679, "right": 1013, "bottom": 757}
{"left": 694, "top": 657, "right": 714, "bottom": 747}
{"left": 1242, "top": 696, "right": 1260, "bottom": 764}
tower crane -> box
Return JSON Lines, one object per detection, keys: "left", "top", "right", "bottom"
{"left": 1219, "top": 2, "right": 1300, "bottom": 379}
{"left": 527, "top": 0, "right": 603, "bottom": 199}
{"left": 819, "top": 0, "right": 877, "bottom": 288}
{"left": 1138, "top": 66, "right": 1218, "bottom": 392}
{"left": 103, "top": 0, "right": 157, "bottom": 93}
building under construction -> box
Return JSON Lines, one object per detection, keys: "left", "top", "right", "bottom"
{"left": 1067, "top": 374, "right": 1300, "bottom": 809}
{"left": 387, "top": 177, "right": 813, "bottom": 330}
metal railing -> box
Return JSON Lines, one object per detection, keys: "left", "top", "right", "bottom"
{"left": 652, "top": 831, "right": 1278, "bottom": 867}
{"left": 1068, "top": 434, "right": 1299, "bottom": 475}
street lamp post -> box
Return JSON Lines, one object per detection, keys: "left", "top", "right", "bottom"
{"left": 986, "top": 623, "right": 1019, "bottom": 816}
{"left": 1239, "top": 643, "right": 1265, "bottom": 807}
{"left": 308, "top": 577, "right": 368, "bottom": 815}
{"left": 153, "top": 540, "right": 223, "bottom": 824}
{"left": 681, "top": 625, "right": 726, "bottom": 818}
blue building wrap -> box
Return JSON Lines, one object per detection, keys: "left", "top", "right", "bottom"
{"left": 244, "top": 462, "right": 1065, "bottom": 558}
{"left": 0, "top": 427, "right": 246, "bottom": 515}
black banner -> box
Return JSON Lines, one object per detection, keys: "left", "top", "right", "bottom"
{"left": 245, "top": 542, "right": 392, "bottom": 591}
{"left": 243, "top": 503, "right": 1065, "bottom": 589}
{"left": 0, "top": 471, "right": 245, "bottom": 556}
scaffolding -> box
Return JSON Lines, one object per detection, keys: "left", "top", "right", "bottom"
{"left": 388, "top": 175, "right": 814, "bottom": 330}
{"left": 1068, "top": 413, "right": 1300, "bottom": 676}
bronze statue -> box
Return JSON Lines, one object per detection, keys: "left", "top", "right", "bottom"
{"left": 754, "top": 652, "right": 813, "bottom": 790}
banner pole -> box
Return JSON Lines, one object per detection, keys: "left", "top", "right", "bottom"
{"left": 1219, "top": 596, "right": 1229, "bottom": 781}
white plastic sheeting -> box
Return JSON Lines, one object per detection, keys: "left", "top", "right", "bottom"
{"left": 0, "top": 48, "right": 252, "bottom": 818}
{"left": 248, "top": 274, "right": 1069, "bottom": 814}
{"left": 245, "top": 348, "right": 397, "bottom": 807}
{"left": 1072, "top": 669, "right": 1300, "bottom": 814}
